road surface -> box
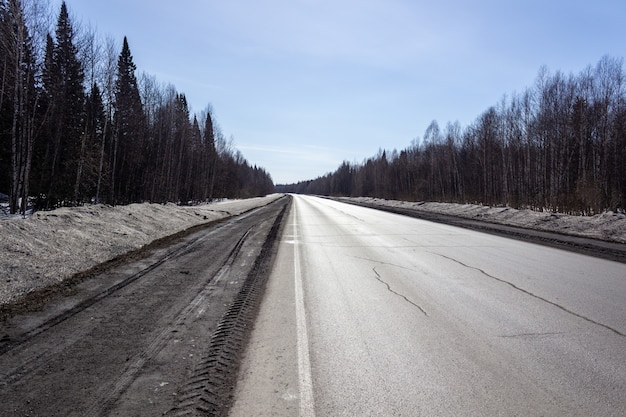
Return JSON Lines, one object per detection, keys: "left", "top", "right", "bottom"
{"left": 230, "top": 194, "right": 626, "bottom": 416}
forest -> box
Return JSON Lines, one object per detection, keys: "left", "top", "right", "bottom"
{"left": 4, "top": 1, "right": 625, "bottom": 217}
{"left": 0, "top": 0, "right": 274, "bottom": 215}
{"left": 278, "top": 56, "right": 626, "bottom": 214}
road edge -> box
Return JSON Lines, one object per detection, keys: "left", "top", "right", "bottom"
{"left": 326, "top": 197, "right": 626, "bottom": 264}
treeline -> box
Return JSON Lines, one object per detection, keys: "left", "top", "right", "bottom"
{"left": 278, "top": 56, "right": 626, "bottom": 214}
{"left": 1, "top": 0, "right": 273, "bottom": 214}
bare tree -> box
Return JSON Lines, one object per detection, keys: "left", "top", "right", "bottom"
{"left": 0, "top": 0, "right": 44, "bottom": 214}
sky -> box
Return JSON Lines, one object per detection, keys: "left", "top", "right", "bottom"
{"left": 53, "top": 0, "right": 626, "bottom": 184}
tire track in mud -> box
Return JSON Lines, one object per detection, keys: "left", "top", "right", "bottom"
{"left": 82, "top": 229, "right": 255, "bottom": 417}
{"left": 0, "top": 220, "right": 246, "bottom": 357}
{"left": 0, "top": 196, "right": 290, "bottom": 416}
{"left": 167, "top": 200, "right": 288, "bottom": 417}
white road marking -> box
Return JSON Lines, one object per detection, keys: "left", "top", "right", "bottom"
{"left": 293, "top": 204, "right": 316, "bottom": 417}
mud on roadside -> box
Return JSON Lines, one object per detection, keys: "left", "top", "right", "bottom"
{"left": 0, "top": 196, "right": 291, "bottom": 417}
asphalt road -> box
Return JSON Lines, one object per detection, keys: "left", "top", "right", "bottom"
{"left": 230, "top": 194, "right": 626, "bottom": 417}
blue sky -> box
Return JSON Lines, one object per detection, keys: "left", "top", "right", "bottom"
{"left": 57, "top": 0, "right": 626, "bottom": 184}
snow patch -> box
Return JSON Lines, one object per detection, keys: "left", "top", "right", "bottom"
{"left": 340, "top": 197, "right": 626, "bottom": 243}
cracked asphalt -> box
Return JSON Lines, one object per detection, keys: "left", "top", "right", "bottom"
{"left": 229, "top": 194, "right": 626, "bottom": 417}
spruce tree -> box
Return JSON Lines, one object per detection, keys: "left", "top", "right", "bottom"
{"left": 203, "top": 110, "right": 217, "bottom": 200}
{"left": 76, "top": 82, "right": 106, "bottom": 201}
{"left": 86, "top": 82, "right": 109, "bottom": 203}
{"left": 39, "top": 1, "right": 85, "bottom": 207}
{"left": 112, "top": 36, "right": 146, "bottom": 203}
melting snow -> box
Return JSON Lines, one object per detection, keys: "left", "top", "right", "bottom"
{"left": 1, "top": 194, "right": 624, "bottom": 307}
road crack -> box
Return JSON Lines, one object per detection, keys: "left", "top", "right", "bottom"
{"left": 352, "top": 256, "right": 416, "bottom": 273}
{"left": 372, "top": 267, "right": 428, "bottom": 317}
{"left": 431, "top": 252, "right": 625, "bottom": 338}
{"left": 499, "top": 332, "right": 565, "bottom": 339}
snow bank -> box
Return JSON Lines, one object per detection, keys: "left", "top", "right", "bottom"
{"left": 341, "top": 197, "right": 626, "bottom": 243}
{"left": 0, "top": 195, "right": 282, "bottom": 306}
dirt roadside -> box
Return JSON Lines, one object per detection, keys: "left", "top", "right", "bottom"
{"left": 0, "top": 196, "right": 290, "bottom": 417}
